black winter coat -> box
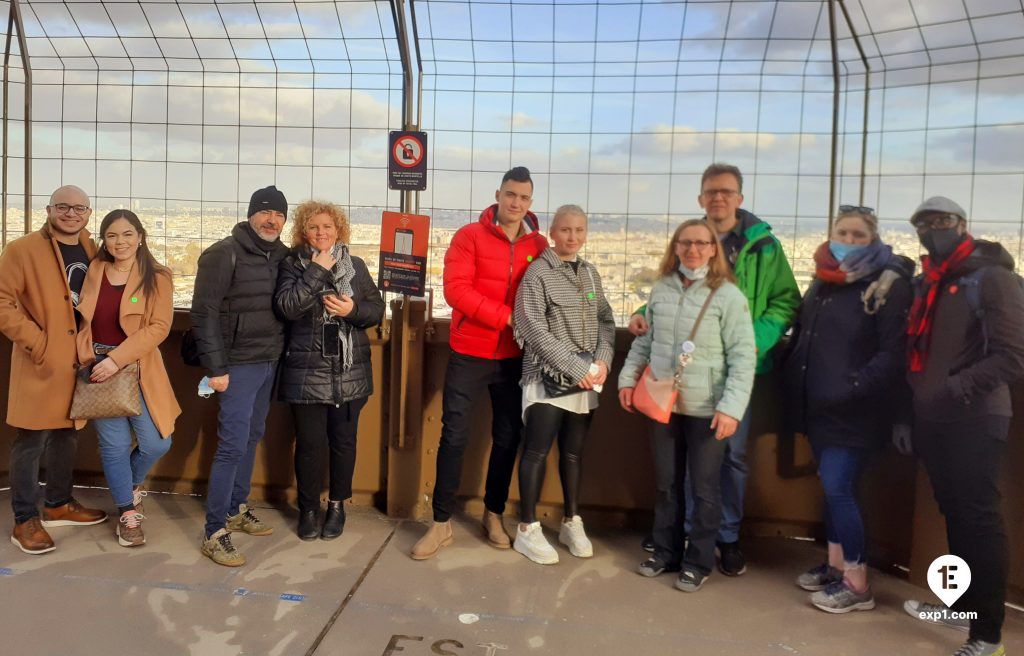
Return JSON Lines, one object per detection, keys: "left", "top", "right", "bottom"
{"left": 907, "top": 240, "right": 1024, "bottom": 423}
{"left": 274, "top": 248, "right": 385, "bottom": 405}
{"left": 189, "top": 222, "right": 289, "bottom": 377}
{"left": 782, "top": 269, "right": 912, "bottom": 449}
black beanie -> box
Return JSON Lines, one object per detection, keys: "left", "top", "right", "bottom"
{"left": 247, "top": 185, "right": 288, "bottom": 219}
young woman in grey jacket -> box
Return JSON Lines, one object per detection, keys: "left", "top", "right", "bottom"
{"left": 618, "top": 218, "right": 756, "bottom": 592}
{"left": 511, "top": 205, "right": 616, "bottom": 565}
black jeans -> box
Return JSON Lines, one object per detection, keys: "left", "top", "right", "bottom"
{"left": 10, "top": 428, "right": 78, "bottom": 523}
{"left": 914, "top": 414, "right": 1009, "bottom": 644}
{"left": 518, "top": 403, "right": 592, "bottom": 524}
{"left": 291, "top": 397, "right": 368, "bottom": 513}
{"left": 432, "top": 352, "right": 523, "bottom": 522}
{"left": 650, "top": 413, "right": 728, "bottom": 576}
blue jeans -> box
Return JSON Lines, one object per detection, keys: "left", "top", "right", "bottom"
{"left": 94, "top": 394, "right": 172, "bottom": 510}
{"left": 685, "top": 403, "right": 752, "bottom": 543}
{"left": 204, "top": 361, "right": 277, "bottom": 538}
{"left": 811, "top": 444, "right": 866, "bottom": 565}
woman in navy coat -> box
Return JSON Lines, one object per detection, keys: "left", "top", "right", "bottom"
{"left": 782, "top": 206, "right": 912, "bottom": 614}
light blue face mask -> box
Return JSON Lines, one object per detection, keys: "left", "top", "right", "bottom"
{"left": 678, "top": 263, "right": 709, "bottom": 280}
{"left": 829, "top": 240, "right": 867, "bottom": 262}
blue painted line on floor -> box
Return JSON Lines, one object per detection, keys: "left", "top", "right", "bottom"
{"left": 0, "top": 567, "right": 14, "bottom": 576}
{"left": 280, "top": 593, "right": 305, "bottom": 602}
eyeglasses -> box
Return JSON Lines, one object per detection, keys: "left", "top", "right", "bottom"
{"left": 700, "top": 189, "right": 740, "bottom": 200}
{"left": 50, "top": 203, "right": 90, "bottom": 216}
{"left": 838, "top": 205, "right": 875, "bottom": 215}
{"left": 676, "top": 239, "right": 714, "bottom": 251}
{"left": 912, "top": 213, "right": 961, "bottom": 231}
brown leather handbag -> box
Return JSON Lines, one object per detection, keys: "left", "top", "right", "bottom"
{"left": 70, "top": 361, "right": 143, "bottom": 420}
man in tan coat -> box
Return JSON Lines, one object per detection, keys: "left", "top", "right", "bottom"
{"left": 0, "top": 185, "right": 107, "bottom": 554}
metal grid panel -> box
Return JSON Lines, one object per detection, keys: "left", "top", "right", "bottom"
{"left": 2, "top": 0, "right": 1023, "bottom": 314}
{"left": 3, "top": 0, "right": 403, "bottom": 305}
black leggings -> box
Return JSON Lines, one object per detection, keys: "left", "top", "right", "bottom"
{"left": 518, "top": 403, "right": 592, "bottom": 524}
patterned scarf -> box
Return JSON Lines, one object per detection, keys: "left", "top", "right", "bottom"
{"left": 813, "top": 239, "right": 892, "bottom": 284}
{"left": 305, "top": 243, "right": 357, "bottom": 372}
{"left": 906, "top": 236, "right": 975, "bottom": 373}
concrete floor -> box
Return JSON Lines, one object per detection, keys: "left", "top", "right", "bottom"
{"left": 0, "top": 488, "right": 1021, "bottom": 656}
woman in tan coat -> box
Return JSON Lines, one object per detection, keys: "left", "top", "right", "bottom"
{"left": 75, "top": 209, "right": 181, "bottom": 548}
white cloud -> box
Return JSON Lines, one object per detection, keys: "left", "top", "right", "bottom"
{"left": 509, "top": 111, "right": 547, "bottom": 129}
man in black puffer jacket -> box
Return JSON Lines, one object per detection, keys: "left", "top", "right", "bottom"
{"left": 189, "top": 185, "right": 290, "bottom": 567}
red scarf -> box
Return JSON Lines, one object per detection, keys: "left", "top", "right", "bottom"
{"left": 907, "top": 237, "right": 975, "bottom": 372}
{"left": 813, "top": 242, "right": 847, "bottom": 284}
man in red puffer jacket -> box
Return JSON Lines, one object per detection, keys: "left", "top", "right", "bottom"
{"left": 412, "top": 166, "right": 549, "bottom": 560}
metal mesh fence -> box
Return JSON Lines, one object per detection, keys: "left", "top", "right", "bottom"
{"left": 2, "top": 0, "right": 1023, "bottom": 319}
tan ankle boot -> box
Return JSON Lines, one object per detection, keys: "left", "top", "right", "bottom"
{"left": 411, "top": 521, "right": 453, "bottom": 560}
{"left": 482, "top": 510, "right": 511, "bottom": 549}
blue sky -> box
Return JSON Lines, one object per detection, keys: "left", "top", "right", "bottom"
{"left": 1, "top": 0, "right": 1023, "bottom": 236}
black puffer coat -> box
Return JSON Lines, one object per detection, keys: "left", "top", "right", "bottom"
{"left": 274, "top": 247, "right": 385, "bottom": 405}
{"left": 189, "top": 222, "right": 289, "bottom": 377}
{"left": 782, "top": 267, "right": 912, "bottom": 449}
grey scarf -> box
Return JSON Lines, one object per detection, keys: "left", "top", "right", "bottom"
{"left": 306, "top": 243, "right": 357, "bottom": 372}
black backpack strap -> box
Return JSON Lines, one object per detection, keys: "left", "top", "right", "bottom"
{"left": 958, "top": 268, "right": 988, "bottom": 353}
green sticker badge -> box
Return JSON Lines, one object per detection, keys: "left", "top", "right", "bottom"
{"left": 131, "top": 296, "right": 138, "bottom": 303}
{"left": 526, "top": 255, "right": 533, "bottom": 262}
{"left": 587, "top": 292, "right": 594, "bottom": 300}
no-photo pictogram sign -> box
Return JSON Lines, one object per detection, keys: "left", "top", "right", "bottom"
{"left": 388, "top": 130, "right": 428, "bottom": 191}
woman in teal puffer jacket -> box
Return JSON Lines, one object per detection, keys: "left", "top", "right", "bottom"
{"left": 618, "top": 218, "right": 756, "bottom": 593}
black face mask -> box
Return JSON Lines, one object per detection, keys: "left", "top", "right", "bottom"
{"left": 920, "top": 228, "right": 965, "bottom": 262}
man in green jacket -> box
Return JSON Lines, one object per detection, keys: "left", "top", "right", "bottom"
{"left": 629, "top": 163, "right": 800, "bottom": 575}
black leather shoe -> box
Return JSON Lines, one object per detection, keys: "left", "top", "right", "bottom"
{"left": 297, "top": 510, "right": 319, "bottom": 541}
{"left": 321, "top": 500, "right": 346, "bottom": 540}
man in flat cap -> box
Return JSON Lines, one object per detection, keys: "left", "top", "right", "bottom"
{"left": 902, "top": 196, "right": 1024, "bottom": 656}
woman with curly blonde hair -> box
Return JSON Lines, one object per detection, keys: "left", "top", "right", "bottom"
{"left": 274, "top": 200, "right": 384, "bottom": 541}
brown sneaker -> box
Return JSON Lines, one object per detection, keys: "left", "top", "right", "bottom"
{"left": 133, "top": 487, "right": 147, "bottom": 514}
{"left": 117, "top": 511, "right": 146, "bottom": 547}
{"left": 11, "top": 517, "right": 56, "bottom": 555}
{"left": 41, "top": 499, "right": 107, "bottom": 527}
{"left": 225, "top": 504, "right": 274, "bottom": 536}
{"left": 202, "top": 528, "right": 246, "bottom": 567}
{"left": 411, "top": 521, "right": 453, "bottom": 560}
{"left": 482, "top": 510, "right": 511, "bottom": 549}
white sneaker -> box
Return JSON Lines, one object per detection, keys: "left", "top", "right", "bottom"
{"left": 513, "top": 522, "right": 559, "bottom": 565}
{"left": 559, "top": 515, "right": 593, "bottom": 558}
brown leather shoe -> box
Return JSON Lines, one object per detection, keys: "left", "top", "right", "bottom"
{"left": 482, "top": 510, "right": 511, "bottom": 549}
{"left": 11, "top": 517, "right": 56, "bottom": 554}
{"left": 411, "top": 521, "right": 453, "bottom": 560}
{"left": 41, "top": 499, "right": 108, "bottom": 527}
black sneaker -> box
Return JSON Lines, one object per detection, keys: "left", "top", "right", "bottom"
{"left": 717, "top": 541, "right": 747, "bottom": 576}
{"left": 675, "top": 567, "right": 706, "bottom": 593}
{"left": 637, "top": 557, "right": 680, "bottom": 578}
{"left": 641, "top": 534, "right": 655, "bottom": 553}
